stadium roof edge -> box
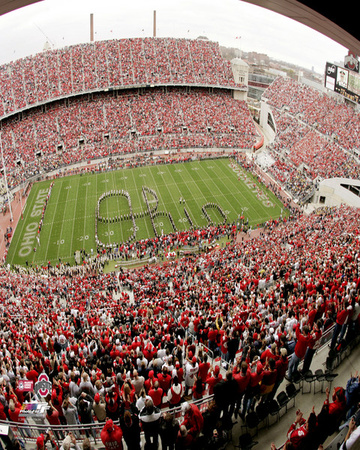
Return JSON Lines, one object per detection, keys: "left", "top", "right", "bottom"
{"left": 0, "top": 0, "right": 42, "bottom": 16}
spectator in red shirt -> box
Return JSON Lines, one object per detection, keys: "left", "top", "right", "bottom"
{"left": 173, "top": 361, "right": 184, "bottom": 384}
{"left": 325, "top": 386, "right": 347, "bottom": 434}
{"left": 260, "top": 343, "right": 278, "bottom": 363}
{"left": 232, "top": 360, "right": 250, "bottom": 418}
{"left": 207, "top": 324, "right": 218, "bottom": 353}
{"left": 243, "top": 359, "right": 264, "bottom": 414}
{"left": 8, "top": 398, "right": 31, "bottom": 437}
{"left": 286, "top": 407, "right": 317, "bottom": 449}
{"left": 260, "top": 358, "right": 277, "bottom": 402}
{"left": 330, "top": 301, "right": 352, "bottom": 350}
{"left": 25, "top": 362, "right": 39, "bottom": 383}
{"left": 36, "top": 431, "right": 58, "bottom": 450}
{"left": 167, "top": 376, "right": 184, "bottom": 407}
{"left": 46, "top": 402, "right": 64, "bottom": 440}
{"left": 198, "top": 354, "right": 210, "bottom": 382}
{"left": 287, "top": 325, "right": 311, "bottom": 380}
{"left": 148, "top": 380, "right": 163, "bottom": 407}
{"left": 270, "top": 348, "right": 289, "bottom": 401}
{"left": 157, "top": 367, "right": 172, "bottom": 394}
{"left": 206, "top": 365, "right": 222, "bottom": 395}
{"left": 192, "top": 376, "right": 206, "bottom": 400}
{"left": 8, "top": 398, "right": 22, "bottom": 422}
{"left": 302, "top": 319, "right": 323, "bottom": 374}
{"left": 181, "top": 402, "right": 204, "bottom": 445}
{"left": 144, "top": 370, "right": 157, "bottom": 393}
{"left": 101, "top": 419, "right": 123, "bottom": 450}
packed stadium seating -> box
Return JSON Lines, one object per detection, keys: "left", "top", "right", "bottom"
{"left": 0, "top": 38, "right": 242, "bottom": 119}
{"left": 0, "top": 203, "right": 359, "bottom": 449}
{"left": 262, "top": 76, "right": 360, "bottom": 201}
{"left": 0, "top": 36, "right": 360, "bottom": 449}
{"left": 0, "top": 88, "right": 258, "bottom": 188}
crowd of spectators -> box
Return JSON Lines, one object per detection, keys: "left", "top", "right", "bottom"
{"left": 0, "top": 88, "right": 258, "bottom": 189}
{"left": 5, "top": 50, "right": 360, "bottom": 205}
{"left": 0, "top": 38, "right": 242, "bottom": 118}
{"left": 0, "top": 202, "right": 358, "bottom": 449}
{"left": 0, "top": 49, "right": 360, "bottom": 449}
{"left": 261, "top": 76, "right": 360, "bottom": 201}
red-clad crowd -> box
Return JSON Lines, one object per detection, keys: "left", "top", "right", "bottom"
{"left": 0, "top": 39, "right": 359, "bottom": 450}
{"left": 0, "top": 38, "right": 242, "bottom": 118}
{"left": 1, "top": 88, "right": 258, "bottom": 189}
{"left": 262, "top": 76, "right": 360, "bottom": 201}
{"left": 0, "top": 203, "right": 358, "bottom": 449}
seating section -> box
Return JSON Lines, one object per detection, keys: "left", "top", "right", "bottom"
{"left": 0, "top": 38, "right": 241, "bottom": 118}
{"left": 0, "top": 39, "right": 360, "bottom": 450}
{"left": 0, "top": 203, "right": 359, "bottom": 449}
{"left": 262, "top": 76, "right": 360, "bottom": 201}
{"left": 1, "top": 88, "right": 258, "bottom": 188}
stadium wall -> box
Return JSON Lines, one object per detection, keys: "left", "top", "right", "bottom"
{"left": 231, "top": 57, "right": 249, "bottom": 102}
{"left": 312, "top": 178, "right": 360, "bottom": 208}
{"left": 259, "top": 100, "right": 276, "bottom": 141}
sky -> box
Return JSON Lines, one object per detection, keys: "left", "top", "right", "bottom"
{"left": 0, "top": 0, "right": 348, "bottom": 74}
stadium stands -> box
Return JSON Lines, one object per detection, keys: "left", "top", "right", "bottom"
{"left": 262, "top": 76, "right": 360, "bottom": 201}
{"left": 0, "top": 37, "right": 360, "bottom": 449}
{"left": 0, "top": 38, "right": 243, "bottom": 119}
{"left": 0, "top": 203, "right": 359, "bottom": 449}
{"left": 0, "top": 88, "right": 258, "bottom": 188}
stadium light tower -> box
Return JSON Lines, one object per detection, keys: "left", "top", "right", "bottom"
{"left": 0, "top": 132, "right": 13, "bottom": 222}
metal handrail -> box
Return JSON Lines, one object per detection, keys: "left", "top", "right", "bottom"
{"left": 0, "top": 324, "right": 342, "bottom": 449}
{"left": 0, "top": 395, "right": 215, "bottom": 447}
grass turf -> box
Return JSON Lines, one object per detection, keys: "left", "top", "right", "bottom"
{"left": 6, "top": 157, "right": 287, "bottom": 267}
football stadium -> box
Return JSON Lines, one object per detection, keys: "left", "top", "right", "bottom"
{"left": 0, "top": 1, "right": 359, "bottom": 449}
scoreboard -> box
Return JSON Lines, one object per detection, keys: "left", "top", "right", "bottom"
{"left": 325, "top": 62, "right": 360, "bottom": 104}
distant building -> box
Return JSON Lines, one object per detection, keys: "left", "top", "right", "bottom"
{"left": 246, "top": 52, "right": 270, "bottom": 66}
{"left": 248, "top": 72, "right": 276, "bottom": 100}
{"left": 231, "top": 58, "right": 249, "bottom": 101}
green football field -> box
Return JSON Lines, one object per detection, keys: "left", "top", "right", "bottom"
{"left": 6, "top": 158, "right": 287, "bottom": 266}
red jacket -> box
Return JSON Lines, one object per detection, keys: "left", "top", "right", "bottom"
{"left": 168, "top": 383, "right": 183, "bottom": 405}
{"left": 308, "top": 329, "right": 322, "bottom": 350}
{"left": 198, "top": 362, "right": 210, "bottom": 381}
{"left": 249, "top": 366, "right": 263, "bottom": 388}
{"left": 275, "top": 357, "right": 289, "bottom": 381}
{"left": 287, "top": 418, "right": 307, "bottom": 449}
{"left": 148, "top": 387, "right": 163, "bottom": 407}
{"left": 336, "top": 308, "right": 351, "bottom": 326}
{"left": 206, "top": 374, "right": 222, "bottom": 395}
{"left": 232, "top": 368, "right": 251, "bottom": 394}
{"left": 260, "top": 348, "right": 277, "bottom": 362}
{"left": 8, "top": 407, "right": 24, "bottom": 423}
{"left": 208, "top": 329, "right": 218, "bottom": 343}
{"left": 157, "top": 373, "right": 172, "bottom": 392}
{"left": 182, "top": 404, "right": 204, "bottom": 437}
{"left": 101, "top": 420, "right": 123, "bottom": 450}
{"left": 261, "top": 368, "right": 277, "bottom": 387}
{"left": 294, "top": 325, "right": 311, "bottom": 359}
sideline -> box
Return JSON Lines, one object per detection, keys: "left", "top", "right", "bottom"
{"left": 0, "top": 189, "right": 27, "bottom": 263}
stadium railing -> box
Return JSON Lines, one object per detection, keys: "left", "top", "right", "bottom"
{"left": 0, "top": 395, "right": 215, "bottom": 449}
{"left": 2, "top": 324, "right": 358, "bottom": 449}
